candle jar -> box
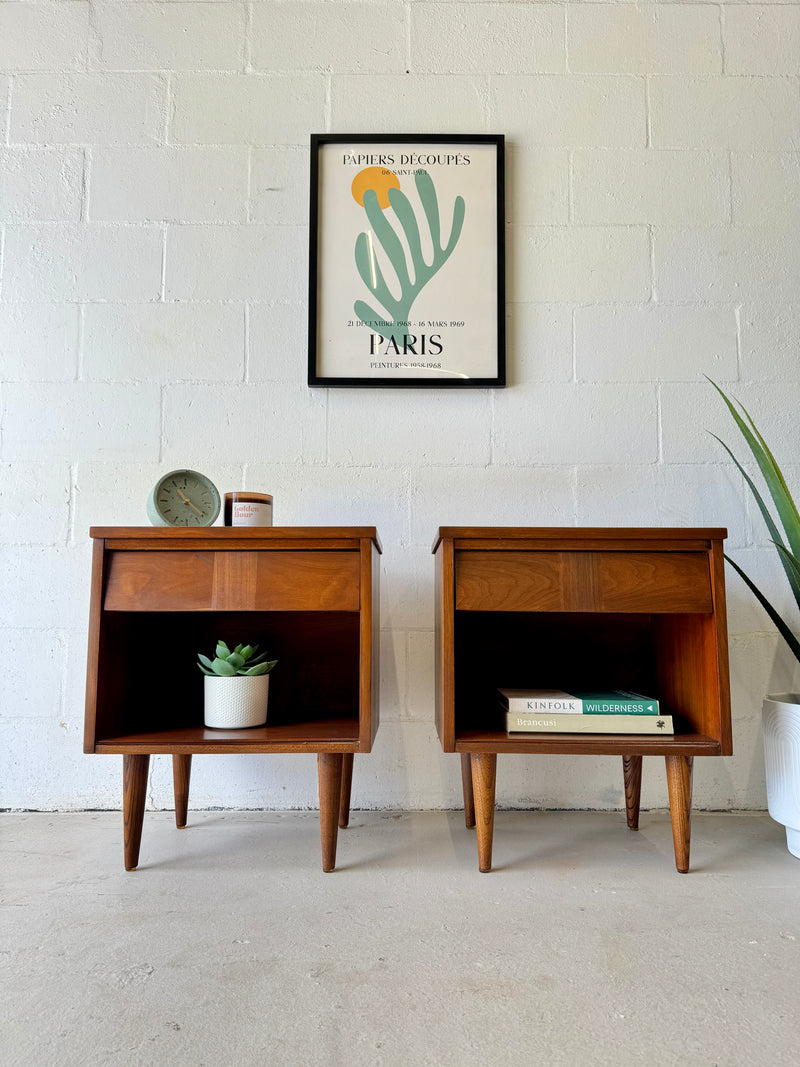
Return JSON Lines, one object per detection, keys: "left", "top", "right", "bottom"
{"left": 224, "top": 492, "right": 273, "bottom": 527}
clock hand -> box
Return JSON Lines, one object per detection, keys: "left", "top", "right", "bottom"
{"left": 175, "top": 487, "right": 203, "bottom": 517}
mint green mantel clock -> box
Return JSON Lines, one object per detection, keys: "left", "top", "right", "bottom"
{"left": 147, "top": 470, "right": 221, "bottom": 527}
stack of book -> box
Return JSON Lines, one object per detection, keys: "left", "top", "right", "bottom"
{"left": 498, "top": 689, "right": 673, "bottom": 735}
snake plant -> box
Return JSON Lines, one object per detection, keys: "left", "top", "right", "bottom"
{"left": 197, "top": 640, "right": 277, "bottom": 677}
{"left": 710, "top": 379, "right": 800, "bottom": 665}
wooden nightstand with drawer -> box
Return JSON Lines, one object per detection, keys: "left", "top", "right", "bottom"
{"left": 433, "top": 527, "right": 732, "bottom": 873}
{"left": 85, "top": 527, "right": 381, "bottom": 872}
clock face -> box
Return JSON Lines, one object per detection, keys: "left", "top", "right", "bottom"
{"left": 147, "top": 470, "right": 221, "bottom": 527}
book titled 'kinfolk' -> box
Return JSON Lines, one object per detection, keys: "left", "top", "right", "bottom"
{"left": 498, "top": 689, "right": 661, "bottom": 715}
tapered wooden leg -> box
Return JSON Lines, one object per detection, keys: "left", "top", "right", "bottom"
{"left": 338, "top": 753, "right": 354, "bottom": 829}
{"left": 318, "top": 754, "right": 344, "bottom": 872}
{"left": 623, "top": 755, "right": 643, "bottom": 830}
{"left": 461, "top": 753, "right": 476, "bottom": 829}
{"left": 172, "top": 754, "right": 192, "bottom": 829}
{"left": 123, "top": 754, "right": 150, "bottom": 871}
{"left": 471, "top": 753, "right": 497, "bottom": 873}
{"left": 665, "top": 755, "right": 694, "bottom": 874}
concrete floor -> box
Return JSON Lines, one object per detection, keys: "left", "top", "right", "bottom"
{"left": 3, "top": 809, "right": 799, "bottom": 1067}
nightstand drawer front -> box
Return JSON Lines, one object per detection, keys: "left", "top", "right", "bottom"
{"left": 104, "top": 550, "right": 360, "bottom": 611}
{"left": 455, "top": 550, "right": 712, "bottom": 613}
{"left": 596, "top": 552, "right": 712, "bottom": 613}
{"left": 455, "top": 551, "right": 581, "bottom": 611}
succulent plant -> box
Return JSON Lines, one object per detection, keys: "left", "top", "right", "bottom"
{"left": 197, "top": 640, "right": 277, "bottom": 678}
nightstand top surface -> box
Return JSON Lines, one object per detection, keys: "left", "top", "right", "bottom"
{"left": 432, "top": 526, "right": 727, "bottom": 553}
{"left": 90, "top": 526, "right": 382, "bottom": 552}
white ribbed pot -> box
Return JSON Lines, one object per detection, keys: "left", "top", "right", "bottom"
{"left": 762, "top": 693, "right": 800, "bottom": 859}
{"left": 204, "top": 674, "right": 270, "bottom": 729}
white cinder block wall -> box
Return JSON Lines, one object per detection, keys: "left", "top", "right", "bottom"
{"left": 2, "top": 1, "right": 799, "bottom": 812}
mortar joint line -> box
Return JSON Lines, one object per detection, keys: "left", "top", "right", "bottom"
{"left": 76, "top": 303, "right": 85, "bottom": 381}
{"left": 243, "top": 302, "right": 250, "bottom": 383}
{"left": 163, "top": 73, "right": 173, "bottom": 146}
{"left": 563, "top": 4, "right": 571, "bottom": 75}
{"left": 244, "top": 2, "right": 253, "bottom": 73}
{"left": 734, "top": 303, "right": 743, "bottom": 380}
{"left": 160, "top": 226, "right": 168, "bottom": 302}
{"left": 67, "top": 461, "right": 78, "bottom": 547}
{"left": 80, "top": 147, "right": 90, "bottom": 223}
{"left": 405, "top": 0, "right": 412, "bottom": 74}
{"left": 5, "top": 75, "right": 13, "bottom": 145}
{"left": 158, "top": 385, "right": 165, "bottom": 464}
{"left": 324, "top": 74, "right": 332, "bottom": 132}
{"left": 656, "top": 382, "right": 664, "bottom": 465}
{"left": 727, "top": 149, "right": 735, "bottom": 227}
{"left": 644, "top": 75, "right": 652, "bottom": 150}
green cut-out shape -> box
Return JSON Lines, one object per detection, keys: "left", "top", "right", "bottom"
{"left": 354, "top": 170, "right": 465, "bottom": 345}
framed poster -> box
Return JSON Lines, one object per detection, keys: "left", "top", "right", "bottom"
{"left": 308, "top": 134, "right": 505, "bottom": 388}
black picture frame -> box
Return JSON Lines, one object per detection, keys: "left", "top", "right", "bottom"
{"left": 308, "top": 133, "right": 505, "bottom": 388}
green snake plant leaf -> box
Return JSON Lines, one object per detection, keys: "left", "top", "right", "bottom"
{"left": 710, "top": 432, "right": 800, "bottom": 608}
{"left": 773, "top": 543, "right": 800, "bottom": 592}
{"left": 711, "top": 379, "right": 800, "bottom": 665}
{"left": 724, "top": 553, "right": 800, "bottom": 663}
{"left": 708, "top": 379, "right": 800, "bottom": 561}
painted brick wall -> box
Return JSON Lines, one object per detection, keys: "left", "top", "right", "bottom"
{"left": 2, "top": 1, "right": 799, "bottom": 812}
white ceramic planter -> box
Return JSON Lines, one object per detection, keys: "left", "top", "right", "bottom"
{"left": 762, "top": 693, "right": 800, "bottom": 859}
{"left": 204, "top": 674, "right": 270, "bottom": 729}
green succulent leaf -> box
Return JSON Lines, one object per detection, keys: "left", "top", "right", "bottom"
{"left": 197, "top": 653, "right": 216, "bottom": 672}
{"left": 242, "top": 660, "right": 277, "bottom": 676}
{"left": 244, "top": 650, "right": 269, "bottom": 665}
{"left": 215, "top": 641, "right": 230, "bottom": 660}
{"left": 226, "top": 652, "right": 245, "bottom": 670}
{"left": 197, "top": 665, "right": 214, "bottom": 676}
{"left": 211, "top": 657, "right": 237, "bottom": 676}
{"left": 239, "top": 644, "right": 257, "bottom": 661}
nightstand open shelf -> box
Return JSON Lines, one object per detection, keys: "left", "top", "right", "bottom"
{"left": 85, "top": 527, "right": 380, "bottom": 872}
{"left": 434, "top": 527, "right": 732, "bottom": 873}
